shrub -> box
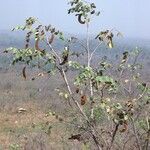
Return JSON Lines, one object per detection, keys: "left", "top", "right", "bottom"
{"left": 5, "top": 0, "right": 149, "bottom": 149}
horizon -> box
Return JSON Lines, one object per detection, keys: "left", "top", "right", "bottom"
{"left": 0, "top": 0, "right": 150, "bottom": 39}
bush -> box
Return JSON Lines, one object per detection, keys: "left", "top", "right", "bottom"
{"left": 5, "top": 0, "right": 149, "bottom": 149}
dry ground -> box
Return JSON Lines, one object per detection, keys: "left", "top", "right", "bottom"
{"left": 0, "top": 100, "right": 83, "bottom": 150}
{"left": 0, "top": 68, "right": 83, "bottom": 150}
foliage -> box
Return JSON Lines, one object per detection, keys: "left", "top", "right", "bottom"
{"left": 9, "top": 144, "right": 20, "bottom": 150}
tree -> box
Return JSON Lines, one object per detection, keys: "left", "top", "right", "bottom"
{"left": 5, "top": 0, "right": 149, "bottom": 149}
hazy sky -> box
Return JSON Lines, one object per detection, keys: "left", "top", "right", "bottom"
{"left": 0, "top": 0, "right": 150, "bottom": 39}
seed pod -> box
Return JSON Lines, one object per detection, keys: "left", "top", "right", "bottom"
{"left": 35, "top": 38, "right": 42, "bottom": 51}
{"left": 22, "top": 66, "right": 27, "bottom": 79}
{"left": 51, "top": 28, "right": 55, "bottom": 33}
{"left": 68, "top": 134, "right": 81, "bottom": 141}
{"left": 40, "top": 30, "right": 45, "bottom": 36}
{"left": 49, "top": 34, "right": 55, "bottom": 44}
{"left": 91, "top": 3, "right": 96, "bottom": 8}
{"left": 59, "top": 55, "right": 68, "bottom": 65}
{"left": 96, "top": 30, "right": 114, "bottom": 48}
{"left": 91, "top": 10, "right": 95, "bottom": 14}
{"left": 25, "top": 31, "right": 32, "bottom": 49}
{"left": 75, "top": 87, "right": 79, "bottom": 94}
{"left": 81, "top": 95, "right": 87, "bottom": 105}
{"left": 54, "top": 30, "right": 59, "bottom": 35}
{"left": 45, "top": 25, "right": 51, "bottom": 31}
{"left": 59, "top": 48, "right": 69, "bottom": 65}
{"left": 77, "top": 14, "right": 85, "bottom": 24}
{"left": 25, "top": 44, "right": 29, "bottom": 49}
{"left": 142, "top": 83, "right": 146, "bottom": 87}
{"left": 121, "top": 51, "right": 128, "bottom": 63}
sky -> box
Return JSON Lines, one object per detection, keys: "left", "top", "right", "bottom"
{"left": 0, "top": 0, "right": 150, "bottom": 39}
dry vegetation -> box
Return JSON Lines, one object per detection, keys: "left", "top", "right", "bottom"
{"left": 0, "top": 69, "right": 85, "bottom": 150}
{"left": 0, "top": 52, "right": 149, "bottom": 150}
{"left": 0, "top": 0, "right": 150, "bottom": 149}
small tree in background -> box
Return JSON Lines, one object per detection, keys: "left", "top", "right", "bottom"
{"left": 5, "top": 0, "right": 149, "bottom": 149}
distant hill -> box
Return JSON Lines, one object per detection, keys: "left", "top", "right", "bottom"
{"left": 0, "top": 29, "right": 150, "bottom": 50}
{"left": 0, "top": 30, "right": 149, "bottom": 82}
{"left": 0, "top": 29, "right": 149, "bottom": 66}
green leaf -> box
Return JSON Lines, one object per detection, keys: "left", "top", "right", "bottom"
{"left": 95, "top": 76, "right": 114, "bottom": 83}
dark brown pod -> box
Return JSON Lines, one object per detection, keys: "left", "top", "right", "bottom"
{"left": 68, "top": 134, "right": 81, "bottom": 141}
{"left": 122, "top": 51, "right": 128, "bottom": 63}
{"left": 59, "top": 51, "right": 69, "bottom": 65}
{"left": 75, "top": 88, "right": 79, "bottom": 94}
{"left": 81, "top": 95, "right": 87, "bottom": 105}
{"left": 59, "top": 56, "right": 68, "bottom": 65}
{"left": 22, "top": 66, "right": 26, "bottom": 79}
{"left": 25, "top": 44, "right": 29, "bottom": 49}
{"left": 77, "top": 14, "right": 85, "bottom": 24}
{"left": 49, "top": 34, "right": 55, "bottom": 44}
{"left": 91, "top": 10, "right": 95, "bottom": 14}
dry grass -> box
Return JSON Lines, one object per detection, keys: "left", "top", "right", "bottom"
{"left": 0, "top": 100, "right": 81, "bottom": 150}
{"left": 0, "top": 67, "right": 74, "bottom": 149}
{"left": 0, "top": 101, "right": 53, "bottom": 149}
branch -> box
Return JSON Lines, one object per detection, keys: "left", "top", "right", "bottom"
{"left": 144, "top": 117, "right": 150, "bottom": 150}
{"left": 109, "top": 123, "right": 119, "bottom": 150}
{"left": 86, "top": 23, "right": 90, "bottom": 67}
{"left": 131, "top": 117, "right": 142, "bottom": 150}
{"left": 136, "top": 85, "right": 147, "bottom": 101}
{"left": 60, "top": 68, "right": 103, "bottom": 150}
{"left": 89, "top": 28, "right": 114, "bottom": 64}
{"left": 89, "top": 41, "right": 103, "bottom": 63}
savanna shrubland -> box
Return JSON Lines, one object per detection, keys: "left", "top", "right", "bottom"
{"left": 3, "top": 0, "right": 149, "bottom": 149}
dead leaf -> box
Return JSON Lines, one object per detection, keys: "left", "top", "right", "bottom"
{"left": 81, "top": 95, "right": 87, "bottom": 105}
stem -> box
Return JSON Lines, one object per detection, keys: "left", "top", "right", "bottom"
{"left": 131, "top": 117, "right": 142, "bottom": 150}
{"left": 122, "top": 135, "right": 134, "bottom": 150}
{"left": 40, "top": 23, "right": 62, "bottom": 63}
{"left": 90, "top": 80, "right": 94, "bottom": 119}
{"left": 108, "top": 123, "right": 119, "bottom": 150}
{"left": 136, "top": 85, "right": 147, "bottom": 101}
{"left": 43, "top": 22, "right": 102, "bottom": 149}
{"left": 85, "top": 22, "right": 95, "bottom": 119}
{"left": 77, "top": 40, "right": 88, "bottom": 54}
{"left": 60, "top": 68, "right": 88, "bottom": 119}
{"left": 144, "top": 130, "right": 150, "bottom": 150}
{"left": 91, "top": 132, "right": 102, "bottom": 150}
{"left": 86, "top": 23, "right": 90, "bottom": 67}
{"left": 144, "top": 117, "right": 150, "bottom": 150}
{"left": 89, "top": 41, "right": 103, "bottom": 63}
{"left": 61, "top": 68, "right": 102, "bottom": 150}
{"left": 89, "top": 28, "right": 114, "bottom": 64}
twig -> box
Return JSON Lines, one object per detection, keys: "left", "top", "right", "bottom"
{"left": 136, "top": 85, "right": 147, "bottom": 101}
{"left": 38, "top": 20, "right": 102, "bottom": 150}
{"left": 122, "top": 135, "right": 134, "bottom": 150}
{"left": 144, "top": 117, "right": 150, "bottom": 150}
{"left": 89, "top": 28, "right": 114, "bottom": 64}
{"left": 131, "top": 117, "right": 142, "bottom": 150}
{"left": 108, "top": 123, "right": 119, "bottom": 150}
